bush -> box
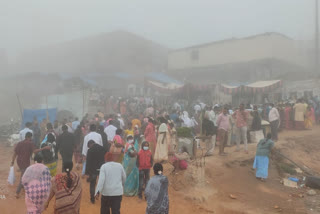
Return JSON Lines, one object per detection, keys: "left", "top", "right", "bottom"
{"left": 278, "top": 163, "right": 297, "bottom": 175}
{"left": 176, "top": 127, "right": 193, "bottom": 138}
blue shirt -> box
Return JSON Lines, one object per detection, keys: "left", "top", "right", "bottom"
{"left": 72, "top": 120, "right": 80, "bottom": 130}
{"left": 170, "top": 113, "right": 178, "bottom": 122}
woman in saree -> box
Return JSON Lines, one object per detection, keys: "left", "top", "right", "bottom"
{"left": 22, "top": 154, "right": 51, "bottom": 214}
{"left": 253, "top": 133, "right": 274, "bottom": 181}
{"left": 46, "top": 161, "right": 82, "bottom": 214}
{"left": 279, "top": 105, "right": 286, "bottom": 131}
{"left": 284, "top": 103, "right": 293, "bottom": 130}
{"left": 110, "top": 129, "right": 125, "bottom": 163}
{"left": 311, "top": 105, "right": 316, "bottom": 124}
{"left": 124, "top": 122, "right": 134, "bottom": 139}
{"left": 41, "top": 133, "right": 58, "bottom": 176}
{"left": 167, "top": 120, "right": 177, "bottom": 155}
{"left": 145, "top": 163, "right": 169, "bottom": 214}
{"left": 144, "top": 118, "right": 157, "bottom": 156}
{"left": 154, "top": 117, "right": 169, "bottom": 163}
{"left": 120, "top": 100, "right": 127, "bottom": 115}
{"left": 305, "top": 106, "right": 313, "bottom": 130}
{"left": 122, "top": 135, "right": 139, "bottom": 196}
{"left": 251, "top": 105, "right": 262, "bottom": 131}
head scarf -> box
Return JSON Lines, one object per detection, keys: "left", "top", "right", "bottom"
{"left": 22, "top": 163, "right": 51, "bottom": 213}
{"left": 181, "top": 111, "right": 192, "bottom": 127}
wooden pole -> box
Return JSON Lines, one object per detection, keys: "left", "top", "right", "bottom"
{"left": 45, "top": 96, "right": 49, "bottom": 121}
{"left": 16, "top": 94, "right": 23, "bottom": 120}
{"left": 82, "top": 87, "right": 85, "bottom": 118}
{"left": 316, "top": 0, "right": 319, "bottom": 74}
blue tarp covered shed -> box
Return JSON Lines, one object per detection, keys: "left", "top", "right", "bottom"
{"left": 22, "top": 108, "right": 57, "bottom": 128}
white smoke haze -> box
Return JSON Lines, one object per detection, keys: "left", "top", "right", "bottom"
{"left": 0, "top": 0, "right": 318, "bottom": 122}
{"left": 0, "top": 0, "right": 315, "bottom": 60}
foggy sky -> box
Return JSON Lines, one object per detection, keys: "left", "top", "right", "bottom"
{"left": 0, "top": 0, "right": 316, "bottom": 59}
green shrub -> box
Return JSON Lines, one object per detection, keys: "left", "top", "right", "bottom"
{"left": 176, "top": 127, "right": 193, "bottom": 138}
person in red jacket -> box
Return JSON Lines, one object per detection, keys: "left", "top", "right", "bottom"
{"left": 136, "top": 141, "right": 153, "bottom": 199}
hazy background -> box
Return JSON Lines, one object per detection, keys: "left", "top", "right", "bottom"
{"left": 0, "top": 0, "right": 316, "bottom": 60}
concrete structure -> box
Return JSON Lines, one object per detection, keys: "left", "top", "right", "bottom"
{"left": 168, "top": 33, "right": 313, "bottom": 82}
{"left": 282, "top": 79, "right": 320, "bottom": 99}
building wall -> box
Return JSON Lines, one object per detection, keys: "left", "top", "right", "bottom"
{"left": 282, "top": 79, "right": 320, "bottom": 99}
{"left": 168, "top": 33, "right": 309, "bottom": 71}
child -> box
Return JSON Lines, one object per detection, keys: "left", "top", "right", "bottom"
{"left": 136, "top": 141, "right": 153, "bottom": 199}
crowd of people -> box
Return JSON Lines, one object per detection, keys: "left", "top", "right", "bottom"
{"left": 12, "top": 113, "right": 171, "bottom": 213}
{"left": 11, "top": 94, "right": 320, "bottom": 213}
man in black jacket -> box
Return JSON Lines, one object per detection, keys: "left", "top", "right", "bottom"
{"left": 86, "top": 140, "right": 105, "bottom": 204}
{"left": 202, "top": 112, "right": 217, "bottom": 156}
{"left": 56, "top": 125, "right": 75, "bottom": 167}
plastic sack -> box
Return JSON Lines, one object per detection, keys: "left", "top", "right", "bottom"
{"left": 7, "top": 166, "right": 15, "bottom": 185}
{"left": 249, "top": 130, "right": 264, "bottom": 144}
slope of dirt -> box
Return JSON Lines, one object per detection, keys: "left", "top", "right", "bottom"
{"left": 0, "top": 152, "right": 199, "bottom": 214}
{"left": 0, "top": 127, "right": 320, "bottom": 213}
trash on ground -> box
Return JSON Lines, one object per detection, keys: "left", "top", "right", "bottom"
{"left": 229, "top": 194, "right": 237, "bottom": 199}
{"left": 288, "top": 177, "right": 299, "bottom": 182}
{"left": 283, "top": 178, "right": 298, "bottom": 188}
{"left": 307, "top": 189, "right": 317, "bottom": 196}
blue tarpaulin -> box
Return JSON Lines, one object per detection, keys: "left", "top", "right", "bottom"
{"left": 22, "top": 108, "right": 57, "bottom": 128}
{"left": 145, "top": 72, "right": 182, "bottom": 84}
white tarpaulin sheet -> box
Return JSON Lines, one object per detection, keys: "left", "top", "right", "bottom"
{"left": 148, "top": 80, "right": 184, "bottom": 90}
{"left": 245, "top": 80, "right": 281, "bottom": 88}
{"left": 40, "top": 90, "right": 89, "bottom": 118}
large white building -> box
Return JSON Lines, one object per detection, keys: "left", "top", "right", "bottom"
{"left": 168, "top": 33, "right": 313, "bottom": 83}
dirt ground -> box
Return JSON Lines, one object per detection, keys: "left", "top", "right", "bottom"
{"left": 0, "top": 127, "right": 320, "bottom": 214}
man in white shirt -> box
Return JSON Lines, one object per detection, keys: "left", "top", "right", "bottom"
{"left": 194, "top": 104, "right": 201, "bottom": 114}
{"left": 82, "top": 124, "right": 103, "bottom": 176}
{"left": 199, "top": 102, "right": 206, "bottom": 110}
{"left": 19, "top": 122, "right": 33, "bottom": 141}
{"left": 117, "top": 114, "right": 125, "bottom": 130}
{"left": 104, "top": 120, "right": 118, "bottom": 142}
{"left": 58, "top": 119, "right": 74, "bottom": 134}
{"left": 268, "top": 103, "right": 280, "bottom": 141}
{"left": 209, "top": 106, "right": 218, "bottom": 126}
{"left": 95, "top": 152, "right": 126, "bottom": 214}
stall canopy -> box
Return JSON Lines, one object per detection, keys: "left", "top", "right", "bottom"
{"left": 244, "top": 80, "right": 282, "bottom": 93}
{"left": 22, "top": 108, "right": 57, "bottom": 128}
{"left": 220, "top": 80, "right": 282, "bottom": 95}
{"left": 146, "top": 80, "right": 184, "bottom": 93}
{"left": 145, "top": 72, "right": 184, "bottom": 93}
{"left": 220, "top": 84, "right": 242, "bottom": 94}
